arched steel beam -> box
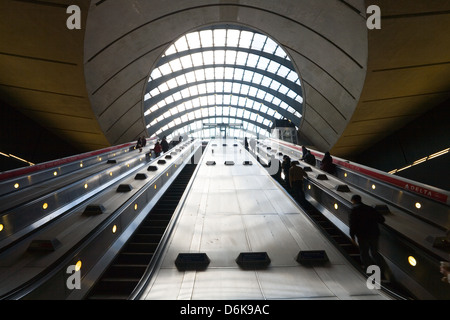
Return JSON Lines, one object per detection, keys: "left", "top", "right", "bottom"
{"left": 147, "top": 103, "right": 277, "bottom": 135}
{"left": 144, "top": 78, "right": 303, "bottom": 116}
{"left": 150, "top": 115, "right": 272, "bottom": 138}
{"left": 167, "top": 125, "right": 264, "bottom": 140}
{"left": 156, "top": 46, "right": 295, "bottom": 72}
{"left": 146, "top": 63, "right": 301, "bottom": 98}
{"left": 144, "top": 92, "right": 301, "bottom": 125}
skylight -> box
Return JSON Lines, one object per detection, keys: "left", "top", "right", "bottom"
{"left": 143, "top": 25, "right": 303, "bottom": 140}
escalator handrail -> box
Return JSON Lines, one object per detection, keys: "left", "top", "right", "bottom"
{"left": 129, "top": 141, "right": 204, "bottom": 300}
{"left": 267, "top": 138, "right": 450, "bottom": 205}
{"left": 0, "top": 138, "right": 156, "bottom": 182}
{"left": 1, "top": 140, "right": 193, "bottom": 300}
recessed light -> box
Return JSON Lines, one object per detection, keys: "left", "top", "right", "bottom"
{"left": 408, "top": 256, "right": 417, "bottom": 267}
{"left": 75, "top": 260, "right": 82, "bottom": 272}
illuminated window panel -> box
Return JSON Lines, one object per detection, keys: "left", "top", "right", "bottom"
{"left": 175, "top": 36, "right": 189, "bottom": 52}
{"left": 144, "top": 26, "right": 303, "bottom": 139}
{"left": 164, "top": 43, "right": 177, "bottom": 56}
{"left": 152, "top": 71, "right": 297, "bottom": 102}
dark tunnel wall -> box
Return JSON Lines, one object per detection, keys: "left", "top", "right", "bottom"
{"left": 0, "top": 103, "right": 80, "bottom": 172}
{"left": 354, "top": 99, "right": 450, "bottom": 190}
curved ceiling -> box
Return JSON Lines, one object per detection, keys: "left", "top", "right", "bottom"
{"left": 83, "top": 0, "right": 368, "bottom": 151}
{"left": 143, "top": 26, "right": 303, "bottom": 139}
{"left": 0, "top": 0, "right": 108, "bottom": 151}
{"left": 1, "top": 0, "right": 449, "bottom": 161}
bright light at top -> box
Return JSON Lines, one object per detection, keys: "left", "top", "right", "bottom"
{"left": 144, "top": 26, "right": 303, "bottom": 140}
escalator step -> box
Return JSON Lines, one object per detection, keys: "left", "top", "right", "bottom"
{"left": 150, "top": 209, "right": 177, "bottom": 215}
{"left": 322, "top": 228, "right": 341, "bottom": 236}
{"left": 90, "top": 278, "right": 140, "bottom": 297}
{"left": 141, "top": 219, "right": 169, "bottom": 227}
{"left": 153, "top": 203, "right": 179, "bottom": 210}
{"left": 117, "top": 252, "right": 153, "bottom": 265}
{"left": 88, "top": 293, "right": 130, "bottom": 300}
{"left": 125, "top": 242, "right": 159, "bottom": 253}
{"left": 87, "top": 163, "right": 198, "bottom": 300}
{"left": 164, "top": 193, "right": 183, "bottom": 198}
{"left": 145, "top": 213, "right": 172, "bottom": 220}
{"left": 104, "top": 264, "right": 148, "bottom": 278}
{"left": 132, "top": 234, "right": 163, "bottom": 243}
{"left": 136, "top": 226, "right": 167, "bottom": 234}
{"left": 339, "top": 243, "right": 360, "bottom": 255}
{"left": 317, "top": 221, "right": 335, "bottom": 229}
{"left": 167, "top": 186, "right": 186, "bottom": 190}
{"left": 330, "top": 235, "right": 350, "bottom": 243}
{"left": 154, "top": 202, "right": 180, "bottom": 208}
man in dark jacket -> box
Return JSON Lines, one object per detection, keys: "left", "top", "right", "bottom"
{"left": 281, "top": 155, "right": 291, "bottom": 187}
{"left": 289, "top": 161, "right": 308, "bottom": 206}
{"left": 349, "top": 194, "right": 385, "bottom": 270}
{"left": 303, "top": 150, "right": 316, "bottom": 167}
{"left": 320, "top": 151, "right": 336, "bottom": 175}
{"left": 161, "top": 136, "right": 169, "bottom": 153}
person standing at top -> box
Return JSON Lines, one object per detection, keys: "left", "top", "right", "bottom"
{"left": 303, "top": 150, "right": 316, "bottom": 167}
{"left": 349, "top": 194, "right": 385, "bottom": 271}
{"left": 161, "top": 136, "right": 169, "bottom": 153}
{"left": 153, "top": 141, "right": 162, "bottom": 157}
{"left": 289, "top": 161, "right": 308, "bottom": 206}
{"left": 301, "top": 145, "right": 308, "bottom": 160}
{"left": 136, "top": 136, "right": 144, "bottom": 152}
{"left": 281, "top": 155, "right": 291, "bottom": 187}
{"left": 320, "top": 151, "right": 336, "bottom": 175}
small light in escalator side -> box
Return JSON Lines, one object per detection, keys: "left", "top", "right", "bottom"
{"left": 408, "top": 256, "right": 417, "bottom": 267}
{"left": 75, "top": 260, "right": 82, "bottom": 272}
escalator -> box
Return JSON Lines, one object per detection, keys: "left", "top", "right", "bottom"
{"left": 274, "top": 174, "right": 363, "bottom": 266}
{"left": 302, "top": 200, "right": 414, "bottom": 299}
{"left": 264, "top": 162, "right": 413, "bottom": 299}
{"left": 86, "top": 164, "right": 197, "bottom": 300}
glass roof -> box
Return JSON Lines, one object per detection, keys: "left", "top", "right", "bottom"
{"left": 144, "top": 25, "right": 303, "bottom": 140}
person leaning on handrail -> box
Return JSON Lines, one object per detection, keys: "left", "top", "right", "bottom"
{"left": 349, "top": 194, "right": 385, "bottom": 271}
{"left": 320, "top": 151, "right": 336, "bottom": 175}
{"left": 289, "top": 161, "right": 308, "bottom": 206}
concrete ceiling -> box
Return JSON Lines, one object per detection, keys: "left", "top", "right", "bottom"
{"left": 0, "top": 0, "right": 109, "bottom": 151}
{"left": 331, "top": 0, "right": 450, "bottom": 157}
{"left": 84, "top": 0, "right": 367, "bottom": 150}
{"left": 1, "top": 0, "right": 449, "bottom": 160}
